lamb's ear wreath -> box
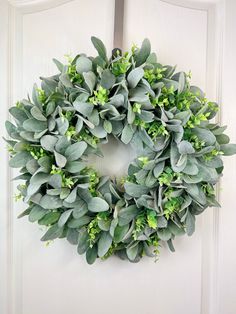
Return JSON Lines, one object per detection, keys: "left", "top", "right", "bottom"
{"left": 5, "top": 37, "right": 236, "bottom": 264}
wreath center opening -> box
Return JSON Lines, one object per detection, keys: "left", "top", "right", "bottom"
{"left": 87, "top": 135, "right": 136, "bottom": 178}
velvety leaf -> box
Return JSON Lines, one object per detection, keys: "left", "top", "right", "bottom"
{"left": 9, "top": 107, "right": 28, "bottom": 123}
{"left": 114, "top": 224, "right": 129, "bottom": 243}
{"left": 40, "top": 195, "right": 63, "bottom": 209}
{"left": 40, "top": 135, "right": 58, "bottom": 152}
{"left": 73, "top": 100, "right": 93, "bottom": 117}
{"left": 27, "top": 173, "right": 50, "bottom": 196}
{"left": 90, "top": 125, "right": 107, "bottom": 138}
{"left": 153, "top": 161, "right": 165, "bottom": 178}
{"left": 103, "top": 120, "right": 112, "bottom": 133}
{"left": 65, "top": 141, "right": 87, "bottom": 161}
{"left": 178, "top": 141, "right": 195, "bottom": 155}
{"left": 67, "top": 229, "right": 79, "bottom": 245}
{"left": 127, "top": 67, "right": 144, "bottom": 89}
{"left": 91, "top": 36, "right": 107, "bottom": 62}
{"left": 38, "top": 212, "right": 60, "bottom": 225}
{"left": 28, "top": 205, "right": 47, "bottom": 222}
{"left": 135, "top": 38, "right": 151, "bottom": 66}
{"left": 86, "top": 245, "right": 97, "bottom": 264}
{"left": 124, "top": 182, "right": 149, "bottom": 197}
{"left": 68, "top": 216, "right": 91, "bottom": 228}
{"left": 59, "top": 73, "right": 73, "bottom": 87}
{"left": 76, "top": 56, "right": 92, "bottom": 74}
{"left": 9, "top": 151, "right": 32, "bottom": 168}
{"left": 83, "top": 71, "right": 96, "bottom": 94}
{"left": 126, "top": 242, "right": 139, "bottom": 261}
{"left": 121, "top": 124, "right": 134, "bottom": 144}
{"left": 77, "top": 229, "right": 90, "bottom": 254}
{"left": 118, "top": 205, "right": 138, "bottom": 226}
{"left": 101, "top": 69, "right": 116, "bottom": 89}
{"left": 157, "top": 228, "right": 172, "bottom": 241}
{"left": 23, "top": 118, "right": 47, "bottom": 132}
{"left": 30, "top": 106, "right": 47, "bottom": 121}
{"left": 220, "top": 144, "right": 236, "bottom": 156}
{"left": 97, "top": 232, "right": 112, "bottom": 257}
{"left": 178, "top": 72, "right": 185, "bottom": 94}
{"left": 88, "top": 197, "right": 109, "bottom": 212}
{"left": 54, "top": 150, "right": 67, "bottom": 168}
{"left": 185, "top": 211, "right": 195, "bottom": 236}
{"left": 66, "top": 161, "right": 86, "bottom": 173}
{"left": 41, "top": 224, "right": 63, "bottom": 241}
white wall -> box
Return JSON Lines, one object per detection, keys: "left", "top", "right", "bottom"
{"left": 0, "top": 1, "right": 236, "bottom": 314}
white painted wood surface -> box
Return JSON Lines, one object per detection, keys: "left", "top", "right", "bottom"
{"left": 0, "top": 1, "right": 235, "bottom": 314}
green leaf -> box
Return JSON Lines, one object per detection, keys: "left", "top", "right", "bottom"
{"left": 91, "top": 36, "right": 107, "bottom": 62}
{"left": 220, "top": 144, "right": 236, "bottom": 156}
{"left": 103, "top": 120, "right": 112, "bottom": 134}
{"left": 40, "top": 135, "right": 58, "bottom": 152}
{"left": 28, "top": 205, "right": 47, "bottom": 222}
{"left": 97, "top": 232, "right": 112, "bottom": 257}
{"left": 41, "top": 224, "right": 63, "bottom": 241}
{"left": 185, "top": 211, "right": 195, "bottom": 236}
{"left": 90, "top": 125, "right": 107, "bottom": 138}
{"left": 67, "top": 216, "right": 91, "bottom": 228}
{"left": 56, "top": 118, "right": 69, "bottom": 135}
{"left": 66, "top": 161, "right": 86, "bottom": 173}
{"left": 83, "top": 71, "right": 96, "bottom": 94}
{"left": 9, "top": 107, "right": 28, "bottom": 123}
{"left": 88, "top": 197, "right": 109, "bottom": 212}
{"left": 127, "top": 67, "right": 144, "bottom": 89}
{"left": 38, "top": 211, "right": 60, "bottom": 225}
{"left": 157, "top": 228, "right": 172, "bottom": 241}
{"left": 59, "top": 73, "right": 73, "bottom": 88}
{"left": 124, "top": 182, "right": 149, "bottom": 198}
{"left": 73, "top": 201, "right": 88, "bottom": 219}
{"left": 55, "top": 136, "right": 70, "bottom": 154}
{"left": 76, "top": 56, "right": 92, "bottom": 74}
{"left": 168, "top": 221, "right": 185, "bottom": 236}
{"left": 178, "top": 72, "right": 185, "bottom": 94}
{"left": 53, "top": 58, "right": 63, "bottom": 72}
{"left": 58, "top": 209, "right": 72, "bottom": 227}
{"left": 65, "top": 188, "right": 77, "bottom": 203}
{"left": 135, "top": 38, "right": 151, "bottom": 66}
{"left": 153, "top": 161, "right": 165, "bottom": 178}
{"left": 86, "top": 245, "right": 97, "bottom": 264}
{"left": 9, "top": 151, "right": 32, "bottom": 168}
{"left": 23, "top": 118, "right": 47, "bottom": 132}
{"left": 101, "top": 69, "right": 116, "bottom": 89}
{"left": 126, "top": 242, "right": 139, "bottom": 261}
{"left": 67, "top": 229, "right": 79, "bottom": 245}
{"left": 192, "top": 127, "right": 216, "bottom": 146}
{"left": 30, "top": 106, "right": 47, "bottom": 121}
{"left": 178, "top": 141, "right": 195, "bottom": 155}
{"left": 48, "top": 174, "right": 62, "bottom": 189}
{"left": 118, "top": 205, "right": 138, "bottom": 226}
{"left": 73, "top": 101, "right": 93, "bottom": 117}
{"left": 77, "top": 229, "right": 90, "bottom": 254}
{"left": 127, "top": 103, "right": 135, "bottom": 124}
{"left": 27, "top": 172, "right": 50, "bottom": 196}
{"left": 114, "top": 224, "right": 129, "bottom": 243}
{"left": 121, "top": 124, "right": 134, "bottom": 144}
{"left": 40, "top": 195, "right": 63, "bottom": 209}
{"left": 54, "top": 150, "right": 67, "bottom": 168}
{"left": 65, "top": 141, "right": 87, "bottom": 161}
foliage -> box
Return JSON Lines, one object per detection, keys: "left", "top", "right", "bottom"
{"left": 5, "top": 37, "right": 236, "bottom": 264}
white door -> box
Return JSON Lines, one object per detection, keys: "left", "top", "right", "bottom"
{"left": 0, "top": 1, "right": 236, "bottom": 314}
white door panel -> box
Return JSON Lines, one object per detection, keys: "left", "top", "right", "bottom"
{"left": 1, "top": 1, "right": 236, "bottom": 314}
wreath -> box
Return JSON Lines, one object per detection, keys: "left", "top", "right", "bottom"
{"left": 5, "top": 37, "right": 236, "bottom": 264}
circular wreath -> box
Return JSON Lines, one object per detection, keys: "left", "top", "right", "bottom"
{"left": 5, "top": 37, "right": 236, "bottom": 264}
